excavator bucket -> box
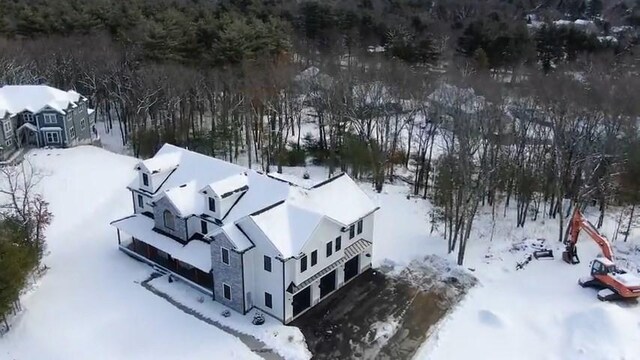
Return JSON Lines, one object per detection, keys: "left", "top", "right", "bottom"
{"left": 562, "top": 246, "right": 580, "bottom": 264}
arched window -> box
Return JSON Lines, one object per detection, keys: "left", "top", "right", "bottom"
{"left": 163, "top": 210, "right": 175, "bottom": 230}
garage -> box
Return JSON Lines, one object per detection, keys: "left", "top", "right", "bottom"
{"left": 344, "top": 255, "right": 359, "bottom": 282}
{"left": 292, "top": 286, "right": 311, "bottom": 317}
{"left": 319, "top": 270, "right": 337, "bottom": 298}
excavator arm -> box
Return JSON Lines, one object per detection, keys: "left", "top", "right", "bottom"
{"left": 562, "top": 208, "right": 614, "bottom": 264}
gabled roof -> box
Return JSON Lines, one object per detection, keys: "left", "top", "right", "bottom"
{"left": 128, "top": 144, "right": 378, "bottom": 259}
{"left": 136, "top": 152, "right": 180, "bottom": 174}
{"left": 201, "top": 173, "right": 249, "bottom": 198}
{"left": 249, "top": 202, "right": 325, "bottom": 258}
{"left": 0, "top": 85, "right": 86, "bottom": 116}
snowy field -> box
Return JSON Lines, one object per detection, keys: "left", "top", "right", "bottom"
{"left": 1, "top": 144, "right": 639, "bottom": 360}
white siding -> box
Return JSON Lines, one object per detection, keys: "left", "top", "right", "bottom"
{"left": 295, "top": 218, "right": 343, "bottom": 285}
{"left": 239, "top": 220, "right": 285, "bottom": 320}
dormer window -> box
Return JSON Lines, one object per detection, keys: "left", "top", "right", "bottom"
{"left": 208, "top": 197, "right": 216, "bottom": 212}
{"left": 163, "top": 210, "right": 174, "bottom": 230}
{"left": 142, "top": 173, "right": 149, "bottom": 186}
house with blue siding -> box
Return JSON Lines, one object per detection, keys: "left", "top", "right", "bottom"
{"left": 111, "top": 144, "right": 379, "bottom": 323}
{"left": 0, "top": 85, "right": 96, "bottom": 162}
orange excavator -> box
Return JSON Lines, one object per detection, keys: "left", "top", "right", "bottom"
{"left": 562, "top": 208, "right": 640, "bottom": 301}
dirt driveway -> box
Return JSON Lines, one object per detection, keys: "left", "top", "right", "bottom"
{"left": 292, "top": 256, "right": 475, "bottom": 359}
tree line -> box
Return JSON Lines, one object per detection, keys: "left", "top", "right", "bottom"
{"left": 0, "top": 0, "right": 637, "bottom": 268}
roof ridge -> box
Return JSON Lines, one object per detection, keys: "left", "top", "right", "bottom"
{"left": 310, "top": 172, "right": 346, "bottom": 189}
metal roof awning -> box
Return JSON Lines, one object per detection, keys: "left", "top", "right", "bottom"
{"left": 287, "top": 239, "right": 372, "bottom": 294}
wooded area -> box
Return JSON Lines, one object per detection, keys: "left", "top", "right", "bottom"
{"left": 0, "top": 0, "right": 639, "bottom": 268}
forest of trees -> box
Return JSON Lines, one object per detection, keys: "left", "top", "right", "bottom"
{"left": 0, "top": 0, "right": 639, "bottom": 268}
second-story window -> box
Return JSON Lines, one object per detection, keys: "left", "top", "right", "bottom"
{"left": 221, "top": 248, "right": 230, "bottom": 265}
{"left": 142, "top": 173, "right": 149, "bottom": 186}
{"left": 201, "top": 220, "right": 208, "bottom": 234}
{"left": 326, "top": 241, "right": 333, "bottom": 257}
{"left": 44, "top": 113, "right": 56, "bottom": 124}
{"left": 349, "top": 225, "right": 355, "bottom": 239}
{"left": 69, "top": 126, "right": 76, "bottom": 140}
{"left": 163, "top": 210, "right": 174, "bottom": 230}
{"left": 2, "top": 120, "right": 11, "bottom": 134}
{"left": 300, "top": 255, "right": 307, "bottom": 273}
{"left": 357, "top": 219, "right": 363, "bottom": 234}
{"left": 137, "top": 195, "right": 144, "bottom": 208}
{"left": 311, "top": 250, "right": 317, "bottom": 266}
{"left": 264, "top": 255, "right": 272, "bottom": 272}
{"left": 335, "top": 236, "right": 341, "bottom": 251}
{"left": 208, "top": 197, "right": 216, "bottom": 212}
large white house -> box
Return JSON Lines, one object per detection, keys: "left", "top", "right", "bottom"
{"left": 111, "top": 144, "right": 379, "bottom": 323}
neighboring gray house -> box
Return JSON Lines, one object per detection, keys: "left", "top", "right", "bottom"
{"left": 0, "top": 85, "right": 96, "bottom": 162}
{"left": 111, "top": 144, "right": 379, "bottom": 323}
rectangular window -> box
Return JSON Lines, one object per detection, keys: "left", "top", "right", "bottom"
{"left": 2, "top": 121, "right": 11, "bottom": 134}
{"left": 300, "top": 255, "right": 307, "bottom": 273}
{"left": 335, "top": 236, "right": 341, "bottom": 251}
{"left": 357, "top": 219, "right": 363, "bottom": 234}
{"left": 208, "top": 197, "right": 216, "bottom": 212}
{"left": 69, "top": 126, "right": 76, "bottom": 139}
{"left": 142, "top": 173, "right": 149, "bottom": 186}
{"left": 326, "top": 241, "right": 333, "bottom": 257}
{"left": 264, "top": 292, "right": 272, "bottom": 309}
{"left": 23, "top": 113, "right": 34, "bottom": 123}
{"left": 349, "top": 225, "right": 355, "bottom": 239}
{"left": 221, "top": 248, "right": 229, "bottom": 265}
{"left": 264, "top": 255, "right": 272, "bottom": 272}
{"left": 44, "top": 114, "right": 57, "bottom": 124}
{"left": 137, "top": 195, "right": 144, "bottom": 208}
{"left": 6, "top": 137, "right": 13, "bottom": 147}
{"left": 45, "top": 131, "right": 59, "bottom": 143}
{"left": 80, "top": 118, "right": 86, "bottom": 130}
{"left": 201, "top": 220, "right": 208, "bottom": 234}
{"left": 311, "top": 250, "right": 317, "bottom": 266}
{"left": 223, "top": 284, "right": 231, "bottom": 300}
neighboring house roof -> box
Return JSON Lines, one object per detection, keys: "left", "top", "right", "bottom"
{"left": 127, "top": 144, "right": 379, "bottom": 259}
{"left": 0, "top": 85, "right": 86, "bottom": 116}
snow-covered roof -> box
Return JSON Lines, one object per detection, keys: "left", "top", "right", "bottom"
{"left": 216, "top": 223, "right": 253, "bottom": 252}
{"left": 18, "top": 122, "right": 38, "bottom": 132}
{"left": 203, "top": 173, "right": 249, "bottom": 198}
{"left": 0, "top": 85, "right": 86, "bottom": 116}
{"left": 250, "top": 202, "right": 325, "bottom": 258}
{"left": 299, "top": 173, "right": 378, "bottom": 226}
{"left": 138, "top": 152, "right": 180, "bottom": 174}
{"left": 129, "top": 144, "right": 378, "bottom": 258}
{"left": 111, "top": 215, "right": 211, "bottom": 272}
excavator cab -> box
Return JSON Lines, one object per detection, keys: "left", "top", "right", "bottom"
{"left": 590, "top": 259, "right": 614, "bottom": 276}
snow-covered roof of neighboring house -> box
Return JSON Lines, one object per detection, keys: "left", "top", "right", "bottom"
{"left": 0, "top": 85, "right": 86, "bottom": 116}
{"left": 215, "top": 223, "right": 254, "bottom": 252}
{"left": 249, "top": 201, "right": 325, "bottom": 258}
{"left": 18, "top": 122, "right": 38, "bottom": 132}
{"left": 110, "top": 215, "right": 211, "bottom": 272}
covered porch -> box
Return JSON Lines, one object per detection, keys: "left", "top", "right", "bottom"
{"left": 112, "top": 215, "right": 213, "bottom": 294}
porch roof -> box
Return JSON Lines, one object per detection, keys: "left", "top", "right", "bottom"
{"left": 111, "top": 215, "right": 212, "bottom": 272}
{"left": 18, "top": 122, "right": 37, "bottom": 132}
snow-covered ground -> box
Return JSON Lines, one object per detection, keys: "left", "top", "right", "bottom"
{"left": 1, "top": 145, "right": 639, "bottom": 360}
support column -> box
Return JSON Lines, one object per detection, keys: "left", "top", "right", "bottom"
{"left": 311, "top": 280, "right": 321, "bottom": 306}
{"left": 337, "top": 264, "right": 345, "bottom": 288}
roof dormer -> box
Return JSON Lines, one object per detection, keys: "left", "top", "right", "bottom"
{"left": 199, "top": 173, "right": 249, "bottom": 220}
{"left": 134, "top": 152, "right": 180, "bottom": 193}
